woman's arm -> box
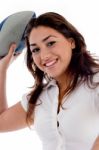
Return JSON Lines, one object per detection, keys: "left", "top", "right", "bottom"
{"left": 0, "top": 102, "right": 28, "bottom": 132}
{"left": 0, "top": 44, "right": 29, "bottom": 132}
{"left": 92, "top": 136, "right": 99, "bottom": 150}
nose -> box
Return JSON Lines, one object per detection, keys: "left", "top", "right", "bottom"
{"left": 40, "top": 47, "right": 51, "bottom": 61}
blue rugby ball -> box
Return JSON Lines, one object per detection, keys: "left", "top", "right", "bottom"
{"left": 0, "top": 11, "right": 36, "bottom": 57}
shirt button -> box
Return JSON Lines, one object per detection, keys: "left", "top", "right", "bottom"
{"left": 57, "top": 121, "right": 59, "bottom": 127}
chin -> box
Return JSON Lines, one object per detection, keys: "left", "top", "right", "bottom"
{"left": 48, "top": 73, "right": 60, "bottom": 80}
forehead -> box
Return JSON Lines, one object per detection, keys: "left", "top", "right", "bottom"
{"left": 29, "top": 26, "right": 63, "bottom": 44}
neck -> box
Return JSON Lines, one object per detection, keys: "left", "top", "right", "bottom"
{"left": 56, "top": 75, "right": 68, "bottom": 92}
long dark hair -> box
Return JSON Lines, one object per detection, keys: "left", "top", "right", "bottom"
{"left": 24, "top": 12, "right": 99, "bottom": 124}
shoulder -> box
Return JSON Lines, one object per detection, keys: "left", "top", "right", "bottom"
{"left": 93, "top": 72, "right": 99, "bottom": 83}
{"left": 92, "top": 72, "right": 99, "bottom": 94}
{"left": 91, "top": 72, "right": 99, "bottom": 112}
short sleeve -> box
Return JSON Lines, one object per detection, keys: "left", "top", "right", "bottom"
{"left": 21, "top": 94, "right": 35, "bottom": 129}
{"left": 93, "top": 72, "right": 99, "bottom": 112}
{"left": 94, "top": 86, "right": 99, "bottom": 112}
{"left": 21, "top": 93, "right": 29, "bottom": 111}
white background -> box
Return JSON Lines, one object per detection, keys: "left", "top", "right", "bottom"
{"left": 0, "top": 0, "right": 99, "bottom": 149}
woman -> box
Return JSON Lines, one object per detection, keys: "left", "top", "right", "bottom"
{"left": 0, "top": 12, "right": 99, "bottom": 150}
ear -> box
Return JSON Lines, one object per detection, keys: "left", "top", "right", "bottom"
{"left": 68, "top": 38, "right": 76, "bottom": 49}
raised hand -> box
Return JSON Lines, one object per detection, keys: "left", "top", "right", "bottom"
{"left": 0, "top": 43, "right": 17, "bottom": 72}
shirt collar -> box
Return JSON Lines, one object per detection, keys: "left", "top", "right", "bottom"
{"left": 43, "top": 79, "right": 57, "bottom": 90}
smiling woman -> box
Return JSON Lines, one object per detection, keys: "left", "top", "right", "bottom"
{"left": 0, "top": 11, "right": 99, "bottom": 150}
{"left": 29, "top": 26, "right": 75, "bottom": 80}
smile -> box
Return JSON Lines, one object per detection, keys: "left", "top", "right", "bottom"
{"left": 44, "top": 59, "right": 58, "bottom": 68}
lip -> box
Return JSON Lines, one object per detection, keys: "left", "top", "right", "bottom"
{"left": 44, "top": 59, "right": 58, "bottom": 68}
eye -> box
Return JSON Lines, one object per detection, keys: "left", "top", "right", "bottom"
{"left": 47, "top": 41, "right": 56, "bottom": 47}
{"left": 31, "top": 47, "right": 40, "bottom": 53}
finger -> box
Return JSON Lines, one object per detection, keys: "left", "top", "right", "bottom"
{"left": 13, "top": 51, "right": 22, "bottom": 56}
{"left": 0, "top": 55, "right": 5, "bottom": 60}
{"left": 7, "top": 43, "right": 16, "bottom": 58}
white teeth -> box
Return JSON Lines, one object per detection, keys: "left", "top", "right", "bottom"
{"left": 45, "top": 60, "right": 57, "bottom": 67}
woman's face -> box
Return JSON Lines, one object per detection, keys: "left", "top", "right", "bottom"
{"left": 29, "top": 26, "right": 75, "bottom": 81}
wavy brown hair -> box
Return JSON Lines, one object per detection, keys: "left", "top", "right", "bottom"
{"left": 24, "top": 12, "right": 99, "bottom": 125}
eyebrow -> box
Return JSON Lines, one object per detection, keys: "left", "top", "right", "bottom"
{"left": 29, "top": 35, "right": 57, "bottom": 46}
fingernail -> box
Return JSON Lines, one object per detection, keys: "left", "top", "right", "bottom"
{"left": 13, "top": 45, "right": 16, "bottom": 50}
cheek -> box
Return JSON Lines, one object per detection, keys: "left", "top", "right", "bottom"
{"left": 61, "top": 48, "right": 72, "bottom": 62}
{"left": 68, "top": 50, "right": 72, "bottom": 60}
{"left": 62, "top": 50, "right": 72, "bottom": 69}
{"left": 32, "top": 55, "right": 44, "bottom": 71}
{"left": 67, "top": 51, "right": 72, "bottom": 64}
{"left": 32, "top": 54, "right": 39, "bottom": 65}
{"left": 32, "top": 56, "right": 37, "bottom": 65}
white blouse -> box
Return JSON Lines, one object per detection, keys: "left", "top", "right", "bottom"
{"left": 21, "top": 73, "right": 99, "bottom": 150}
